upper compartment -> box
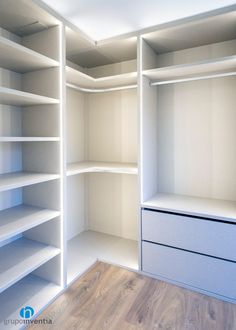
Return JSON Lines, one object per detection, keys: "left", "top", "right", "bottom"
{"left": 142, "top": 7, "right": 236, "bottom": 84}
{"left": 66, "top": 27, "right": 137, "bottom": 90}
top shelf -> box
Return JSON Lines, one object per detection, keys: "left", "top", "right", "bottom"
{"left": 0, "top": 36, "right": 59, "bottom": 73}
{"left": 66, "top": 66, "right": 137, "bottom": 90}
{"left": 143, "top": 55, "right": 236, "bottom": 84}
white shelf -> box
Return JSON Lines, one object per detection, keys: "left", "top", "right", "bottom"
{"left": 0, "top": 137, "right": 60, "bottom": 142}
{"left": 0, "top": 36, "right": 59, "bottom": 73}
{"left": 0, "top": 172, "right": 60, "bottom": 192}
{"left": 66, "top": 66, "right": 137, "bottom": 89}
{"left": 67, "top": 161, "right": 138, "bottom": 176}
{"left": 0, "top": 237, "right": 60, "bottom": 294}
{"left": 142, "top": 193, "right": 236, "bottom": 223}
{"left": 67, "top": 230, "right": 138, "bottom": 284}
{"left": 0, "top": 205, "right": 60, "bottom": 243}
{"left": 142, "top": 55, "right": 236, "bottom": 83}
{"left": 0, "top": 275, "right": 61, "bottom": 329}
{"left": 0, "top": 87, "right": 59, "bottom": 106}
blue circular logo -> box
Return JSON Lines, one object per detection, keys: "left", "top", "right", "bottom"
{"left": 19, "top": 306, "right": 35, "bottom": 319}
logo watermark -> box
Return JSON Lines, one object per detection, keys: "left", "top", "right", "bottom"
{"left": 20, "top": 306, "right": 34, "bottom": 319}
{"left": 4, "top": 306, "right": 53, "bottom": 326}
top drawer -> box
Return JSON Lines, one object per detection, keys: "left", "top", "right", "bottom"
{"left": 142, "top": 209, "right": 236, "bottom": 261}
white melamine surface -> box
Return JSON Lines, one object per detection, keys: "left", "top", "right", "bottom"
{"left": 142, "top": 241, "right": 236, "bottom": 301}
{"left": 0, "top": 87, "right": 59, "bottom": 106}
{"left": 142, "top": 55, "right": 236, "bottom": 82}
{"left": 0, "top": 275, "right": 61, "bottom": 329}
{"left": 0, "top": 205, "right": 60, "bottom": 242}
{"left": 66, "top": 66, "right": 137, "bottom": 89}
{"left": 0, "top": 36, "right": 59, "bottom": 73}
{"left": 0, "top": 172, "right": 60, "bottom": 192}
{"left": 142, "top": 193, "right": 236, "bottom": 222}
{"left": 67, "top": 161, "right": 138, "bottom": 176}
{"left": 0, "top": 237, "right": 60, "bottom": 293}
{"left": 67, "top": 230, "right": 138, "bottom": 284}
{"left": 0, "top": 137, "right": 60, "bottom": 142}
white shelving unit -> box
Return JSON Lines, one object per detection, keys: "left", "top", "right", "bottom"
{"left": 140, "top": 7, "right": 236, "bottom": 303}
{"left": 0, "top": 2, "right": 64, "bottom": 327}
{"left": 0, "top": 237, "right": 60, "bottom": 293}
{"left": 0, "top": 87, "right": 59, "bottom": 106}
{"left": 0, "top": 1, "right": 236, "bottom": 326}
{"left": 0, "top": 137, "right": 60, "bottom": 142}
{"left": 0, "top": 172, "right": 60, "bottom": 192}
{"left": 0, "top": 205, "right": 60, "bottom": 242}
{"left": 65, "top": 27, "right": 139, "bottom": 284}
{"left": 142, "top": 55, "right": 236, "bottom": 84}
{"left": 67, "top": 161, "right": 138, "bottom": 176}
{"left": 0, "top": 275, "right": 61, "bottom": 327}
{"left": 0, "top": 35, "right": 59, "bottom": 73}
{"left": 66, "top": 66, "right": 137, "bottom": 89}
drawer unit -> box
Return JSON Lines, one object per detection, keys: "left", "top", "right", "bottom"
{"left": 142, "top": 241, "right": 236, "bottom": 300}
{"left": 142, "top": 209, "right": 236, "bottom": 261}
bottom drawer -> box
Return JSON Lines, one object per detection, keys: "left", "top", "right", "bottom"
{"left": 142, "top": 241, "right": 236, "bottom": 300}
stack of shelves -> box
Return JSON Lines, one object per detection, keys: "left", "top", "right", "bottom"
{"left": 0, "top": 21, "right": 63, "bottom": 327}
{"left": 65, "top": 29, "right": 139, "bottom": 284}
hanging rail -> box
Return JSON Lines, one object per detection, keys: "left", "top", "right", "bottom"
{"left": 66, "top": 83, "right": 137, "bottom": 93}
{"left": 149, "top": 71, "right": 236, "bottom": 86}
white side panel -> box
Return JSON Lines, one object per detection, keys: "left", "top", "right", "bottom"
{"left": 66, "top": 175, "right": 86, "bottom": 241}
{"left": 66, "top": 88, "right": 85, "bottom": 163}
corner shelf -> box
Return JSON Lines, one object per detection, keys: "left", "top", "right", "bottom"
{"left": 0, "top": 137, "right": 60, "bottom": 142}
{"left": 66, "top": 66, "right": 137, "bottom": 89}
{"left": 142, "top": 193, "right": 236, "bottom": 223}
{"left": 0, "top": 87, "right": 59, "bottom": 106}
{"left": 142, "top": 55, "right": 236, "bottom": 84}
{"left": 67, "top": 230, "right": 138, "bottom": 284}
{"left": 0, "top": 172, "right": 60, "bottom": 192}
{"left": 0, "top": 274, "right": 61, "bottom": 327}
{"left": 0, "top": 205, "right": 60, "bottom": 243}
{"left": 67, "top": 161, "right": 138, "bottom": 176}
{"left": 0, "top": 35, "right": 59, "bottom": 73}
{"left": 0, "top": 237, "right": 60, "bottom": 294}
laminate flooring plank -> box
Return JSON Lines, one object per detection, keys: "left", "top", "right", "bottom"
{"left": 28, "top": 261, "right": 236, "bottom": 330}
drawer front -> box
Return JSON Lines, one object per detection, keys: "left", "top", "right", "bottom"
{"left": 142, "top": 209, "right": 236, "bottom": 261}
{"left": 142, "top": 241, "right": 236, "bottom": 300}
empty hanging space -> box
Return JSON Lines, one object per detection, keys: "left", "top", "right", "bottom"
{"left": 65, "top": 28, "right": 139, "bottom": 284}
{"left": 140, "top": 11, "right": 236, "bottom": 222}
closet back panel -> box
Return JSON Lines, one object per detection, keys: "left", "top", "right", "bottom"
{"left": 87, "top": 89, "right": 137, "bottom": 163}
{"left": 87, "top": 173, "right": 138, "bottom": 240}
{"left": 156, "top": 76, "right": 236, "bottom": 201}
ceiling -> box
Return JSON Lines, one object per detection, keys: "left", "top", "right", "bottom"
{"left": 41, "top": 0, "right": 235, "bottom": 41}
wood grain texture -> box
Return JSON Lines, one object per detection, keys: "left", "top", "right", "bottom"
{"left": 28, "top": 261, "right": 236, "bottom": 330}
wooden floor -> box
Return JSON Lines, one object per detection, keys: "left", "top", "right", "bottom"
{"left": 28, "top": 261, "right": 236, "bottom": 330}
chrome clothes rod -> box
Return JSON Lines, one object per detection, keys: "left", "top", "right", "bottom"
{"left": 150, "top": 71, "right": 236, "bottom": 86}
{"left": 66, "top": 83, "right": 137, "bottom": 93}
